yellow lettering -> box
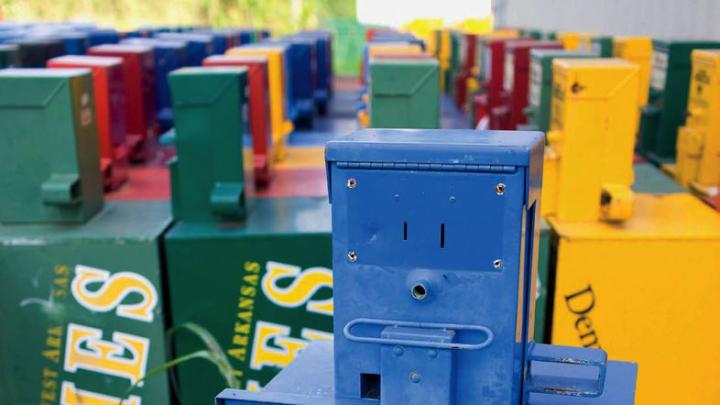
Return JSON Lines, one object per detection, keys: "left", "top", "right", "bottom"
{"left": 244, "top": 261, "right": 261, "bottom": 273}
{"left": 250, "top": 321, "right": 307, "bottom": 370}
{"left": 262, "top": 262, "right": 333, "bottom": 316}
{"left": 301, "top": 328, "right": 333, "bottom": 341}
{"left": 71, "top": 265, "right": 158, "bottom": 322}
{"left": 240, "top": 285, "right": 256, "bottom": 298}
{"left": 238, "top": 311, "right": 253, "bottom": 323}
{"left": 42, "top": 349, "right": 60, "bottom": 363}
{"left": 60, "top": 381, "right": 140, "bottom": 405}
{"left": 243, "top": 274, "right": 259, "bottom": 287}
{"left": 55, "top": 265, "right": 70, "bottom": 275}
{"left": 234, "top": 322, "right": 251, "bottom": 335}
{"left": 64, "top": 323, "right": 149, "bottom": 385}
{"left": 227, "top": 348, "right": 247, "bottom": 362}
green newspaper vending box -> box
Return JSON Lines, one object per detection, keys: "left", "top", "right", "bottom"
{"left": 164, "top": 67, "right": 333, "bottom": 403}
{"left": 0, "top": 69, "right": 172, "bottom": 405}
{"left": 638, "top": 39, "right": 720, "bottom": 163}
{"left": 369, "top": 59, "right": 441, "bottom": 128}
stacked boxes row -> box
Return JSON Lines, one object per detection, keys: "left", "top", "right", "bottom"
{"left": 0, "top": 22, "right": 337, "bottom": 405}
{"left": 495, "top": 27, "right": 720, "bottom": 404}
{"left": 358, "top": 29, "right": 441, "bottom": 129}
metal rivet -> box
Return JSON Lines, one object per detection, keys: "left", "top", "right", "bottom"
{"left": 428, "top": 349, "right": 438, "bottom": 359}
{"left": 409, "top": 371, "right": 422, "bottom": 383}
{"left": 493, "top": 259, "right": 503, "bottom": 269}
{"left": 449, "top": 196, "right": 456, "bottom": 203}
{"left": 347, "top": 178, "right": 357, "bottom": 189}
{"left": 496, "top": 183, "right": 506, "bottom": 195}
{"left": 393, "top": 346, "right": 404, "bottom": 357}
{"left": 347, "top": 251, "right": 358, "bottom": 262}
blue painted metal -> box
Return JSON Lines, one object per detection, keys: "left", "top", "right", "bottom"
{"left": 194, "top": 30, "right": 232, "bottom": 54}
{"left": 121, "top": 38, "right": 188, "bottom": 131}
{"left": 155, "top": 33, "right": 213, "bottom": 66}
{"left": 215, "top": 129, "right": 638, "bottom": 405}
{"left": 86, "top": 29, "right": 120, "bottom": 46}
{"left": 58, "top": 32, "right": 89, "bottom": 55}
{"left": 297, "top": 31, "right": 333, "bottom": 114}
{"left": 277, "top": 37, "right": 315, "bottom": 124}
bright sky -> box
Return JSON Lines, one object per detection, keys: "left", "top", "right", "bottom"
{"left": 357, "top": 0, "right": 492, "bottom": 27}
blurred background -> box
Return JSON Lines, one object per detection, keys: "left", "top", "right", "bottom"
{"left": 0, "top": 0, "right": 495, "bottom": 75}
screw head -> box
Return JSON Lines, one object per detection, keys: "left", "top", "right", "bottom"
{"left": 393, "top": 346, "right": 404, "bottom": 357}
{"left": 409, "top": 371, "right": 422, "bottom": 384}
{"left": 493, "top": 259, "right": 503, "bottom": 269}
{"left": 347, "top": 178, "right": 357, "bottom": 189}
{"left": 347, "top": 251, "right": 358, "bottom": 262}
{"left": 428, "top": 349, "right": 438, "bottom": 359}
{"left": 496, "top": 183, "right": 506, "bottom": 195}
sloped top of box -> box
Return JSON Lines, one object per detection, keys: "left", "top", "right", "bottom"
{"left": 90, "top": 43, "right": 152, "bottom": 54}
{"left": 156, "top": 32, "right": 213, "bottom": 43}
{"left": 49, "top": 55, "right": 122, "bottom": 67}
{"left": 531, "top": 49, "right": 595, "bottom": 59}
{"left": 204, "top": 55, "right": 268, "bottom": 64}
{"left": 122, "top": 38, "right": 188, "bottom": 49}
{"left": 10, "top": 37, "right": 63, "bottom": 46}
{"left": 326, "top": 129, "right": 544, "bottom": 167}
{"left": 0, "top": 201, "right": 172, "bottom": 241}
{"left": 553, "top": 58, "right": 636, "bottom": 70}
{"left": 0, "top": 68, "right": 89, "bottom": 78}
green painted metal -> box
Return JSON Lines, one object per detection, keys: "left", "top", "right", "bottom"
{"left": 592, "top": 36, "right": 614, "bottom": 57}
{"left": 0, "top": 69, "right": 103, "bottom": 224}
{"left": 446, "top": 31, "right": 461, "bottom": 94}
{"left": 632, "top": 162, "right": 686, "bottom": 194}
{"left": 524, "top": 49, "right": 595, "bottom": 133}
{"left": 369, "top": 59, "right": 440, "bottom": 129}
{"left": 0, "top": 201, "right": 172, "bottom": 405}
{"left": 638, "top": 39, "right": 720, "bottom": 163}
{"left": 168, "top": 67, "right": 255, "bottom": 222}
{"left": 535, "top": 218, "right": 553, "bottom": 343}
{"left": 544, "top": 31, "right": 557, "bottom": 41}
{"left": 164, "top": 196, "right": 332, "bottom": 403}
{"left": 0, "top": 44, "right": 18, "bottom": 68}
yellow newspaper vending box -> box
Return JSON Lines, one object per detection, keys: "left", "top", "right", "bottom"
{"left": 543, "top": 59, "right": 639, "bottom": 222}
{"left": 674, "top": 49, "right": 720, "bottom": 197}
{"left": 546, "top": 58, "right": 720, "bottom": 405}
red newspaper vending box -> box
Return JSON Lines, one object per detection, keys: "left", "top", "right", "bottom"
{"left": 89, "top": 44, "right": 156, "bottom": 162}
{"left": 473, "top": 38, "right": 526, "bottom": 128}
{"left": 491, "top": 40, "right": 562, "bottom": 130}
{"left": 203, "top": 55, "right": 274, "bottom": 186}
{"left": 47, "top": 55, "right": 129, "bottom": 190}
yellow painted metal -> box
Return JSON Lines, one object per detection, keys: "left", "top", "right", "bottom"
{"left": 613, "top": 36, "right": 653, "bottom": 106}
{"left": 543, "top": 58, "right": 640, "bottom": 222}
{"left": 454, "top": 17, "right": 494, "bottom": 35}
{"left": 675, "top": 50, "right": 720, "bottom": 197}
{"left": 273, "top": 147, "right": 325, "bottom": 170}
{"left": 226, "top": 46, "right": 294, "bottom": 162}
{"left": 402, "top": 18, "right": 444, "bottom": 55}
{"left": 549, "top": 193, "right": 720, "bottom": 405}
{"left": 557, "top": 32, "right": 595, "bottom": 51}
{"left": 358, "top": 110, "right": 369, "bottom": 128}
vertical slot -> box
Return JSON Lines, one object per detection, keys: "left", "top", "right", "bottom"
{"left": 403, "top": 222, "right": 408, "bottom": 240}
{"left": 440, "top": 224, "right": 445, "bottom": 248}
